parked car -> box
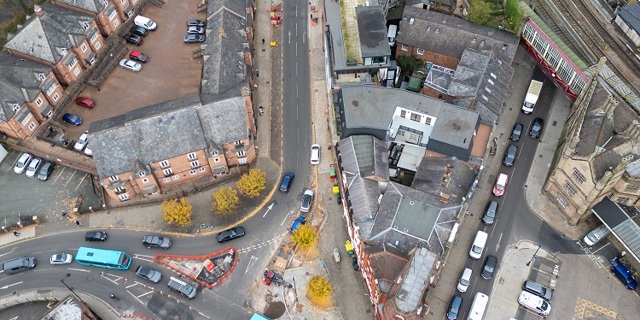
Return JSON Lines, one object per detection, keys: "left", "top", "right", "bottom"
{"left": 446, "top": 295, "right": 462, "bottom": 320}
{"left": 167, "top": 277, "right": 197, "bottom": 299}
{"left": 518, "top": 291, "right": 551, "bottom": 316}
{"left": 74, "top": 97, "right": 95, "bottom": 109}
{"left": 456, "top": 268, "right": 472, "bottom": 293}
{"left": 482, "top": 201, "right": 498, "bottom": 225}
{"left": 183, "top": 34, "right": 205, "bottom": 43}
{"left": 502, "top": 144, "right": 518, "bottom": 167}
{"left": 522, "top": 280, "right": 553, "bottom": 301}
{"left": 529, "top": 117, "right": 544, "bottom": 139}
{"left": 142, "top": 235, "right": 172, "bottom": 249}
{"left": 300, "top": 189, "right": 314, "bottom": 212}
{"left": 134, "top": 15, "right": 157, "bottom": 31}
{"left": 481, "top": 255, "right": 497, "bottom": 280}
{"left": 85, "top": 231, "right": 108, "bottom": 242}
{"left": 124, "top": 33, "right": 143, "bottom": 46}
{"left": 25, "top": 157, "right": 42, "bottom": 178}
{"left": 129, "top": 50, "right": 149, "bottom": 63}
{"left": 37, "top": 161, "right": 54, "bottom": 181}
{"left": 119, "top": 59, "right": 142, "bottom": 72}
{"left": 279, "top": 172, "right": 295, "bottom": 193}
{"left": 511, "top": 122, "right": 523, "bottom": 141}
{"left": 84, "top": 144, "right": 93, "bottom": 157}
{"left": 135, "top": 265, "right": 162, "bottom": 283}
{"left": 187, "top": 26, "right": 205, "bottom": 34}
{"left": 62, "top": 113, "right": 83, "bottom": 126}
{"left": 493, "top": 173, "right": 508, "bottom": 197}
{"left": 129, "top": 25, "right": 148, "bottom": 37}
{"left": 49, "top": 253, "right": 73, "bottom": 265}
{"left": 610, "top": 256, "right": 638, "bottom": 290}
{"left": 13, "top": 153, "right": 32, "bottom": 174}
{"left": 187, "top": 19, "right": 205, "bottom": 27}
{"left": 74, "top": 131, "right": 89, "bottom": 151}
{"left": 289, "top": 216, "right": 306, "bottom": 233}
{"left": 216, "top": 226, "right": 246, "bottom": 243}
{"left": 310, "top": 144, "right": 320, "bottom": 164}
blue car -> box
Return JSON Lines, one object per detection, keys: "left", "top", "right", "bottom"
{"left": 62, "top": 113, "right": 83, "bottom": 126}
{"left": 446, "top": 295, "right": 462, "bottom": 320}
{"left": 610, "top": 256, "right": 638, "bottom": 290}
{"left": 289, "top": 216, "right": 306, "bottom": 233}
{"left": 279, "top": 172, "right": 295, "bottom": 193}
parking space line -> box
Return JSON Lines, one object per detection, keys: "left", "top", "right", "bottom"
{"left": 590, "top": 242, "right": 611, "bottom": 255}
{"left": 74, "top": 173, "right": 88, "bottom": 191}
{"left": 63, "top": 170, "right": 77, "bottom": 187}
{"left": 574, "top": 297, "right": 617, "bottom": 319}
{"left": 52, "top": 166, "right": 67, "bottom": 183}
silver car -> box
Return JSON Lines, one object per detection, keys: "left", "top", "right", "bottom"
{"left": 50, "top": 253, "right": 73, "bottom": 265}
{"left": 119, "top": 59, "right": 142, "bottom": 72}
{"left": 300, "top": 189, "right": 314, "bottom": 212}
{"left": 25, "top": 157, "right": 42, "bottom": 178}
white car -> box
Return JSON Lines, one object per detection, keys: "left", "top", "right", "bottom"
{"left": 74, "top": 131, "right": 88, "bottom": 151}
{"left": 310, "top": 144, "right": 320, "bottom": 165}
{"left": 50, "top": 253, "right": 73, "bottom": 265}
{"left": 25, "top": 157, "right": 42, "bottom": 178}
{"left": 84, "top": 144, "right": 93, "bottom": 157}
{"left": 13, "top": 152, "right": 32, "bottom": 174}
{"left": 119, "top": 59, "right": 142, "bottom": 72}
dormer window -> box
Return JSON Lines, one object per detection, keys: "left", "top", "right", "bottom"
{"left": 138, "top": 171, "right": 146, "bottom": 177}
{"left": 234, "top": 140, "right": 243, "bottom": 146}
{"left": 187, "top": 152, "right": 197, "bottom": 160}
{"left": 210, "top": 150, "right": 219, "bottom": 156}
{"left": 38, "top": 73, "right": 46, "bottom": 81}
{"left": 12, "top": 103, "right": 20, "bottom": 112}
{"left": 109, "top": 175, "right": 119, "bottom": 182}
{"left": 236, "top": 151, "right": 246, "bottom": 157}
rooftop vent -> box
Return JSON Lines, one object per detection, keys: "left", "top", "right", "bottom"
{"left": 435, "top": 28, "right": 439, "bottom": 33}
{"left": 409, "top": 18, "right": 414, "bottom": 25}
{"left": 502, "top": 44, "right": 508, "bottom": 51}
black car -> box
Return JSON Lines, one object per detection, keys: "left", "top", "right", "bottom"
{"left": 124, "top": 33, "right": 143, "bottom": 46}
{"left": 183, "top": 34, "right": 205, "bottom": 43}
{"left": 482, "top": 201, "right": 498, "bottom": 225}
{"left": 502, "top": 144, "right": 518, "bottom": 167}
{"left": 481, "top": 255, "right": 498, "bottom": 280}
{"left": 85, "top": 231, "right": 108, "bottom": 242}
{"left": 129, "top": 25, "right": 148, "bottom": 37}
{"left": 37, "top": 161, "right": 54, "bottom": 181}
{"left": 187, "top": 19, "right": 205, "bottom": 27}
{"left": 511, "top": 122, "right": 523, "bottom": 141}
{"left": 216, "top": 226, "right": 245, "bottom": 243}
{"left": 142, "top": 235, "right": 172, "bottom": 249}
{"left": 279, "top": 172, "right": 294, "bottom": 193}
{"left": 135, "top": 265, "right": 162, "bottom": 283}
{"left": 529, "top": 118, "right": 544, "bottom": 139}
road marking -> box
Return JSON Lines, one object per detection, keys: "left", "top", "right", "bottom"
{"left": 0, "top": 281, "right": 22, "bottom": 289}
{"left": 245, "top": 255, "right": 258, "bottom": 274}
{"left": 263, "top": 202, "right": 275, "bottom": 217}
{"left": 52, "top": 167, "right": 66, "bottom": 183}
{"left": 68, "top": 268, "right": 91, "bottom": 273}
{"left": 494, "top": 232, "right": 503, "bottom": 251}
{"left": 63, "top": 170, "right": 77, "bottom": 187}
{"left": 574, "top": 297, "right": 617, "bottom": 319}
{"left": 128, "top": 290, "right": 144, "bottom": 305}
{"left": 74, "top": 173, "right": 88, "bottom": 191}
{"left": 590, "top": 242, "right": 610, "bottom": 255}
{"left": 0, "top": 248, "right": 17, "bottom": 258}
{"left": 281, "top": 210, "right": 295, "bottom": 225}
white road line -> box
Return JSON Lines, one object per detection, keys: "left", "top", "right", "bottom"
{"left": 63, "top": 170, "right": 77, "bottom": 187}
{"left": 0, "top": 248, "right": 17, "bottom": 258}
{"left": 0, "top": 281, "right": 22, "bottom": 290}
{"left": 137, "top": 290, "right": 155, "bottom": 298}
{"left": 591, "top": 242, "right": 611, "bottom": 255}
{"left": 74, "top": 174, "right": 88, "bottom": 191}
{"left": 68, "top": 268, "right": 90, "bottom": 273}
{"left": 281, "top": 210, "right": 294, "bottom": 226}
{"left": 52, "top": 167, "right": 66, "bottom": 183}
{"left": 126, "top": 283, "right": 138, "bottom": 289}
{"left": 128, "top": 290, "right": 144, "bottom": 305}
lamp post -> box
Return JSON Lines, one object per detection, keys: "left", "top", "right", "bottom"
{"left": 526, "top": 244, "right": 542, "bottom": 267}
{"left": 60, "top": 273, "right": 99, "bottom": 320}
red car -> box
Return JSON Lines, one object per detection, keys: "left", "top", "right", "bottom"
{"left": 74, "top": 97, "right": 95, "bottom": 109}
{"left": 129, "top": 50, "right": 149, "bottom": 63}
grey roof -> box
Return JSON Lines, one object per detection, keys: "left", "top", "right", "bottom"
{"left": 0, "top": 52, "right": 51, "bottom": 120}
{"left": 4, "top": 3, "right": 94, "bottom": 63}
{"left": 448, "top": 48, "right": 514, "bottom": 124}
{"left": 337, "top": 135, "right": 389, "bottom": 179}
{"left": 196, "top": 96, "right": 249, "bottom": 147}
{"left": 52, "top": 0, "right": 106, "bottom": 13}
{"left": 395, "top": 144, "right": 425, "bottom": 171}
{"left": 592, "top": 197, "right": 640, "bottom": 263}
{"left": 201, "top": 0, "right": 250, "bottom": 103}
{"left": 626, "top": 159, "right": 640, "bottom": 177}
{"left": 397, "top": 6, "right": 519, "bottom": 63}
{"left": 618, "top": 2, "right": 640, "bottom": 33}
{"left": 411, "top": 156, "right": 476, "bottom": 202}
{"left": 394, "top": 248, "right": 437, "bottom": 314}
{"left": 355, "top": 6, "right": 391, "bottom": 59}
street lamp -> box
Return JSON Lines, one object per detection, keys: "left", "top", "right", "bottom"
{"left": 60, "top": 273, "right": 99, "bottom": 320}
{"left": 526, "top": 244, "right": 542, "bottom": 267}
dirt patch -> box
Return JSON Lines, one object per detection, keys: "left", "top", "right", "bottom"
{"left": 263, "top": 301, "right": 286, "bottom": 319}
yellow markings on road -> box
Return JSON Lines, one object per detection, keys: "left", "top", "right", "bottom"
{"left": 574, "top": 297, "right": 617, "bottom": 319}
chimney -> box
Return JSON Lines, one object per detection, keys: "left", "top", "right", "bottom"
{"left": 34, "top": 5, "right": 44, "bottom": 16}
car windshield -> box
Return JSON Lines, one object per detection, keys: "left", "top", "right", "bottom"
{"left": 496, "top": 184, "right": 504, "bottom": 191}
{"left": 541, "top": 301, "right": 548, "bottom": 310}
{"left": 472, "top": 245, "right": 482, "bottom": 254}
{"left": 53, "top": 254, "right": 62, "bottom": 261}
{"left": 460, "top": 278, "right": 469, "bottom": 286}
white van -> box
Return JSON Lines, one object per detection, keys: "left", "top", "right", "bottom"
{"left": 467, "top": 292, "right": 489, "bottom": 320}
{"left": 457, "top": 267, "right": 472, "bottom": 293}
{"left": 518, "top": 291, "right": 551, "bottom": 316}
{"left": 387, "top": 24, "right": 398, "bottom": 47}
{"left": 583, "top": 224, "right": 610, "bottom": 246}
{"left": 134, "top": 15, "right": 157, "bottom": 31}
{"left": 469, "top": 231, "right": 488, "bottom": 259}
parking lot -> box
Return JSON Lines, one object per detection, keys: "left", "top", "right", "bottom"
{"left": 0, "top": 151, "right": 103, "bottom": 224}
{"left": 63, "top": 0, "right": 206, "bottom": 139}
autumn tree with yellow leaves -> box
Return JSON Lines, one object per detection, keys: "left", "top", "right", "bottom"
{"left": 212, "top": 187, "right": 239, "bottom": 214}
{"left": 291, "top": 224, "right": 319, "bottom": 249}
{"left": 162, "top": 197, "right": 192, "bottom": 227}
{"left": 237, "top": 169, "right": 267, "bottom": 198}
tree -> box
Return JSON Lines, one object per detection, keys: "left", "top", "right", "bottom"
{"left": 162, "top": 197, "right": 192, "bottom": 227}
{"left": 237, "top": 169, "right": 266, "bottom": 198}
{"left": 504, "top": 0, "right": 523, "bottom": 31}
{"left": 291, "top": 224, "right": 319, "bottom": 249}
{"left": 212, "top": 187, "right": 239, "bottom": 213}
{"left": 396, "top": 55, "right": 423, "bottom": 76}
{"left": 468, "top": 0, "right": 492, "bottom": 25}
{"left": 307, "top": 275, "right": 332, "bottom": 298}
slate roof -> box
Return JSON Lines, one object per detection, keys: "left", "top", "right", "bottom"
{"left": 355, "top": 6, "right": 391, "bottom": 59}
{"left": 0, "top": 52, "right": 51, "bottom": 120}
{"left": 201, "top": 0, "right": 250, "bottom": 103}
{"left": 411, "top": 156, "right": 476, "bottom": 202}
{"left": 53, "top": 0, "right": 106, "bottom": 14}
{"left": 196, "top": 96, "right": 249, "bottom": 147}
{"left": 618, "top": 2, "right": 640, "bottom": 33}
{"left": 394, "top": 248, "right": 437, "bottom": 314}
{"left": 397, "top": 6, "right": 519, "bottom": 63}
{"left": 366, "top": 246, "right": 409, "bottom": 284}
{"left": 4, "top": 3, "right": 94, "bottom": 64}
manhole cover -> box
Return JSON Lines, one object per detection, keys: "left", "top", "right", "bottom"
{"left": 264, "top": 301, "right": 286, "bottom": 318}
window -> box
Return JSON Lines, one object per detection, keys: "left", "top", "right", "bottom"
{"left": 617, "top": 197, "right": 630, "bottom": 204}
{"left": 198, "top": 167, "right": 206, "bottom": 172}
{"left": 113, "top": 19, "right": 119, "bottom": 27}
{"left": 401, "top": 44, "right": 408, "bottom": 51}
{"left": 95, "top": 42, "right": 101, "bottom": 49}
{"left": 564, "top": 182, "right": 577, "bottom": 196}
{"left": 210, "top": 150, "right": 219, "bottom": 156}
{"left": 35, "top": 98, "right": 43, "bottom": 106}
{"left": 12, "top": 103, "right": 20, "bottom": 112}
{"left": 53, "top": 93, "right": 59, "bottom": 101}
{"left": 425, "top": 117, "right": 432, "bottom": 125}
{"left": 141, "top": 178, "right": 149, "bottom": 183}
{"left": 234, "top": 140, "right": 244, "bottom": 146}
{"left": 138, "top": 171, "right": 146, "bottom": 177}
{"left": 190, "top": 161, "right": 200, "bottom": 168}
{"left": 625, "top": 184, "right": 640, "bottom": 192}
{"left": 47, "top": 84, "right": 56, "bottom": 95}
{"left": 187, "top": 152, "right": 197, "bottom": 160}
{"left": 28, "top": 123, "right": 36, "bottom": 131}
{"left": 160, "top": 160, "right": 170, "bottom": 168}
{"left": 163, "top": 168, "right": 173, "bottom": 176}
{"left": 572, "top": 169, "right": 586, "bottom": 184}
{"left": 109, "top": 175, "right": 119, "bottom": 182}
{"left": 214, "top": 158, "right": 221, "bottom": 163}
{"left": 46, "top": 110, "right": 53, "bottom": 118}
{"left": 416, "top": 48, "right": 425, "bottom": 55}
{"left": 238, "top": 158, "right": 248, "bottom": 165}
{"left": 81, "top": 44, "right": 87, "bottom": 52}
{"left": 236, "top": 151, "right": 246, "bottom": 157}
{"left": 410, "top": 113, "right": 421, "bottom": 122}
{"left": 73, "top": 68, "right": 80, "bottom": 76}
{"left": 118, "top": 194, "right": 129, "bottom": 201}
{"left": 68, "top": 59, "right": 77, "bottom": 68}
{"left": 556, "top": 194, "right": 568, "bottom": 208}
{"left": 172, "top": 175, "right": 179, "bottom": 180}
{"left": 400, "top": 110, "right": 406, "bottom": 118}
{"left": 38, "top": 73, "right": 46, "bottom": 81}
{"left": 163, "top": 177, "right": 171, "bottom": 183}
{"left": 91, "top": 33, "right": 98, "bottom": 42}
{"left": 114, "top": 187, "right": 125, "bottom": 194}
{"left": 190, "top": 169, "right": 198, "bottom": 175}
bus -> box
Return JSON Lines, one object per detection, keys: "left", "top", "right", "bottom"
{"left": 467, "top": 292, "right": 489, "bottom": 320}
{"left": 75, "top": 247, "right": 132, "bottom": 270}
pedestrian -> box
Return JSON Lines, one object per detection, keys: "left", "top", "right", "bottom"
{"left": 262, "top": 38, "right": 265, "bottom": 45}
{"left": 256, "top": 69, "right": 259, "bottom": 77}
{"left": 75, "top": 220, "right": 81, "bottom": 226}
{"left": 258, "top": 106, "right": 264, "bottom": 115}
{"left": 13, "top": 231, "right": 19, "bottom": 237}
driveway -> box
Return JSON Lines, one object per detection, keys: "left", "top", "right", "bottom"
{"left": 64, "top": 0, "right": 206, "bottom": 139}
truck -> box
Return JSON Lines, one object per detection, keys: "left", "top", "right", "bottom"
{"left": 522, "top": 80, "right": 543, "bottom": 114}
